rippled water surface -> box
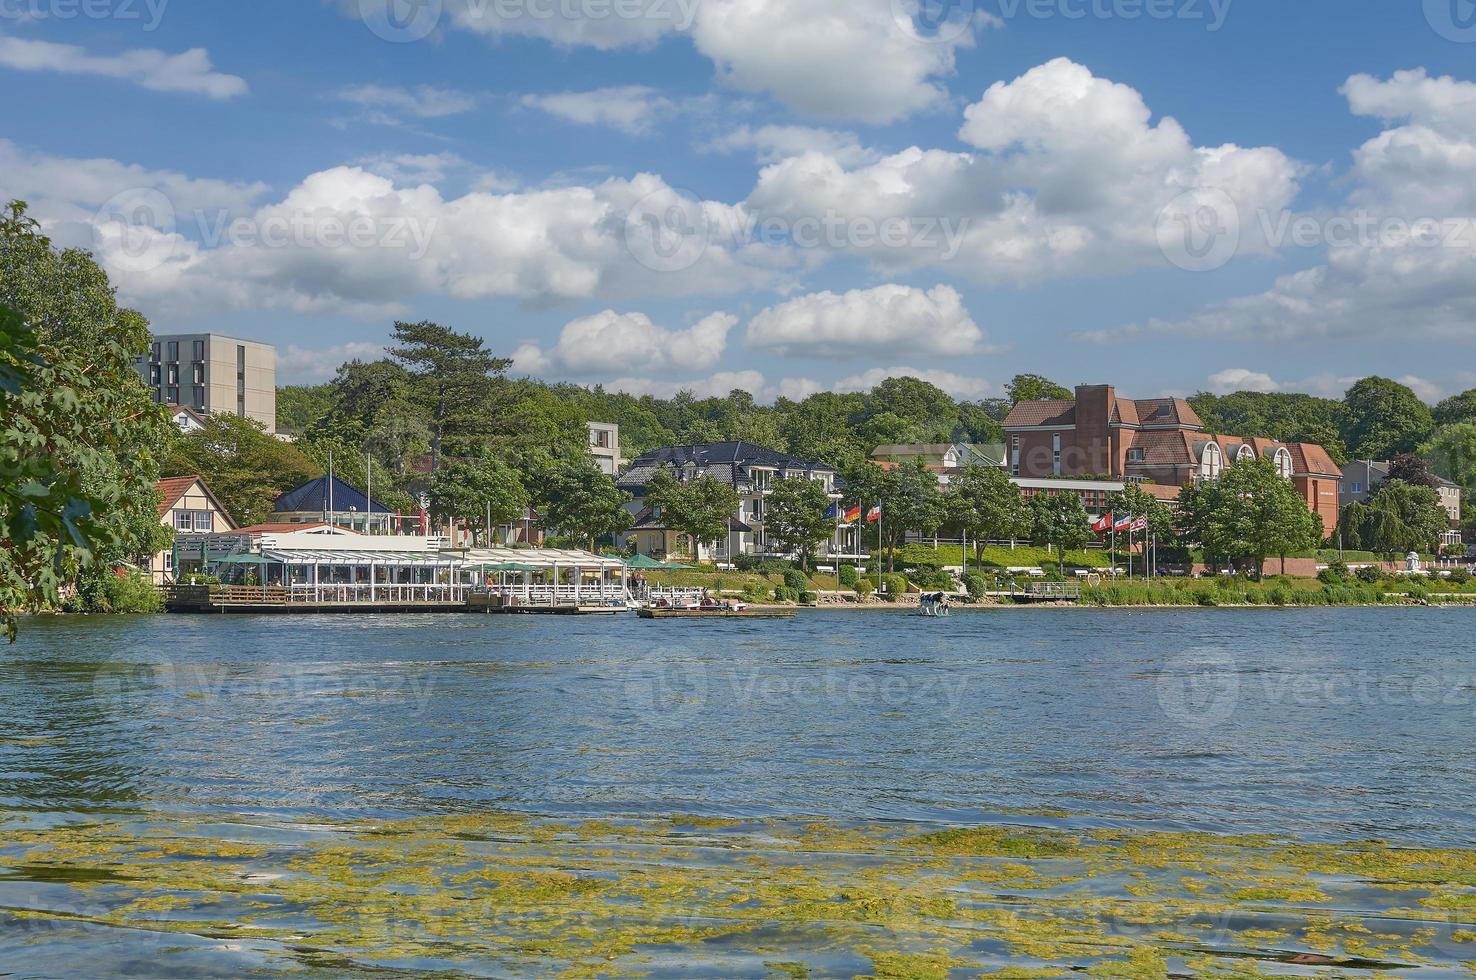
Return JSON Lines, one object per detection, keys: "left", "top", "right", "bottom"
{"left": 3, "top": 608, "right": 1476, "bottom": 976}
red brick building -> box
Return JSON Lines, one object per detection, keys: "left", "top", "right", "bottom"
{"left": 1002, "top": 385, "right": 1342, "bottom": 534}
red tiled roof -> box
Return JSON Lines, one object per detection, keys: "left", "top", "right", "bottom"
{"left": 1140, "top": 484, "right": 1183, "bottom": 501}
{"left": 1126, "top": 430, "right": 1196, "bottom": 466}
{"left": 1128, "top": 397, "right": 1203, "bottom": 429}
{"left": 1001, "top": 400, "right": 1076, "bottom": 427}
{"left": 1290, "top": 443, "right": 1341, "bottom": 478}
{"left": 155, "top": 476, "right": 201, "bottom": 516}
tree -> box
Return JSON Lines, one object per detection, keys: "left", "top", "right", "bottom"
{"left": 948, "top": 464, "right": 1030, "bottom": 566}
{"left": 1188, "top": 390, "right": 1348, "bottom": 465}
{"left": 275, "top": 383, "right": 336, "bottom": 437}
{"left": 1105, "top": 483, "right": 1177, "bottom": 574}
{"left": 540, "top": 458, "right": 633, "bottom": 551}
{"left": 428, "top": 452, "right": 528, "bottom": 544}
{"left": 1029, "top": 493, "right": 1092, "bottom": 571}
{"left": 1422, "top": 424, "right": 1476, "bottom": 492}
{"left": 1434, "top": 389, "right": 1476, "bottom": 428}
{"left": 388, "top": 321, "right": 511, "bottom": 470}
{"left": 1, "top": 201, "right": 174, "bottom": 629}
{"left": 1340, "top": 480, "right": 1449, "bottom": 555}
{"left": 645, "top": 471, "right": 740, "bottom": 562}
{"left": 1385, "top": 453, "right": 1440, "bottom": 489}
{"left": 163, "top": 413, "right": 319, "bottom": 527}
{"left": 765, "top": 476, "right": 834, "bottom": 571}
{"left": 869, "top": 460, "right": 946, "bottom": 572}
{"left": 1341, "top": 377, "right": 1434, "bottom": 460}
{"left": 1178, "top": 457, "right": 1323, "bottom": 578}
{"left": 1006, "top": 374, "right": 1072, "bottom": 404}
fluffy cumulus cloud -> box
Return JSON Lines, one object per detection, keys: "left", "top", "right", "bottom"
{"left": 279, "top": 341, "right": 391, "bottom": 385}
{"left": 520, "top": 86, "right": 675, "bottom": 135}
{"left": 746, "top": 58, "right": 1301, "bottom": 283}
{"left": 1203, "top": 369, "right": 1445, "bottom": 403}
{"left": 1125, "top": 69, "right": 1476, "bottom": 344}
{"left": 745, "top": 284, "right": 985, "bottom": 359}
{"left": 512, "top": 310, "right": 736, "bottom": 377}
{"left": 0, "top": 144, "right": 789, "bottom": 319}
{"left": 0, "top": 34, "right": 246, "bottom": 98}
{"left": 832, "top": 366, "right": 993, "bottom": 399}
{"left": 603, "top": 370, "right": 769, "bottom": 400}
{"left": 702, "top": 124, "right": 878, "bottom": 167}
{"left": 1206, "top": 368, "right": 1280, "bottom": 394}
{"left": 354, "top": 0, "right": 978, "bottom": 123}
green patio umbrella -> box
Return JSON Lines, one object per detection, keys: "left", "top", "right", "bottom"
{"left": 214, "top": 554, "right": 277, "bottom": 565}
{"left": 478, "top": 562, "right": 541, "bottom": 572}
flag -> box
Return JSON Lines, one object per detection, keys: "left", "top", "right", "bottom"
{"left": 1091, "top": 512, "right": 1113, "bottom": 534}
{"left": 844, "top": 504, "right": 862, "bottom": 523}
{"left": 419, "top": 507, "right": 429, "bottom": 535}
{"left": 866, "top": 505, "right": 882, "bottom": 523}
{"left": 824, "top": 503, "right": 840, "bottom": 520}
{"left": 1113, "top": 514, "right": 1134, "bottom": 532}
{"left": 1130, "top": 517, "right": 1148, "bottom": 532}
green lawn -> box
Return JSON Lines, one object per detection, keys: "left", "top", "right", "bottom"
{"left": 896, "top": 543, "right": 1112, "bottom": 570}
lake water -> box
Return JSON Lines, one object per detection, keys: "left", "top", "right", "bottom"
{"left": 4, "top": 608, "right": 1476, "bottom": 976}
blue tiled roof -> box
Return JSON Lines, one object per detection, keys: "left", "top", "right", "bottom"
{"left": 274, "top": 475, "right": 393, "bottom": 514}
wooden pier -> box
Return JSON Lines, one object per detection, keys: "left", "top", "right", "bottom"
{"left": 164, "top": 585, "right": 624, "bottom": 616}
{"left": 637, "top": 608, "right": 796, "bottom": 620}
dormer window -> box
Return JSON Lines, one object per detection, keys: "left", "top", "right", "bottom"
{"left": 1274, "top": 448, "right": 1294, "bottom": 479}
{"left": 1127, "top": 448, "right": 1145, "bottom": 463}
{"left": 1200, "top": 443, "right": 1223, "bottom": 480}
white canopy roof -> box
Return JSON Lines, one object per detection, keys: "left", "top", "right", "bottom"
{"left": 457, "top": 547, "right": 625, "bottom": 570}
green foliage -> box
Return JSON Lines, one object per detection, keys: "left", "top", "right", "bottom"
{"left": 853, "top": 577, "right": 875, "bottom": 598}
{"left": 275, "top": 383, "right": 336, "bottom": 436}
{"left": 1422, "top": 423, "right": 1476, "bottom": 493}
{"left": 1005, "top": 374, "right": 1072, "bottom": 403}
{"left": 877, "top": 573, "right": 909, "bottom": 602}
{"left": 0, "top": 202, "right": 173, "bottom": 639}
{"left": 1356, "top": 565, "right": 1384, "bottom": 585}
{"left": 68, "top": 569, "right": 164, "bottom": 614}
{"left": 782, "top": 568, "right": 809, "bottom": 592}
{"left": 646, "top": 470, "right": 741, "bottom": 560}
{"left": 1340, "top": 479, "right": 1449, "bottom": 555}
{"left": 1178, "top": 456, "right": 1324, "bottom": 577}
{"left": 765, "top": 476, "right": 835, "bottom": 571}
{"left": 1434, "top": 389, "right": 1476, "bottom": 428}
{"left": 428, "top": 452, "right": 528, "bottom": 540}
{"left": 1029, "top": 492, "right": 1092, "bottom": 570}
{"left": 1318, "top": 560, "right": 1350, "bottom": 584}
{"left": 163, "top": 413, "right": 319, "bottom": 527}
{"left": 539, "top": 458, "right": 632, "bottom": 550}
{"left": 948, "top": 463, "right": 1031, "bottom": 564}
{"left": 1341, "top": 376, "right": 1434, "bottom": 460}
{"left": 961, "top": 572, "right": 988, "bottom": 600}
{"left": 388, "top": 320, "right": 511, "bottom": 468}
{"left": 1187, "top": 390, "right": 1349, "bottom": 465}
{"left": 837, "top": 565, "right": 859, "bottom": 588}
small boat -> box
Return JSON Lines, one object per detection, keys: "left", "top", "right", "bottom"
{"left": 918, "top": 592, "right": 952, "bottom": 617}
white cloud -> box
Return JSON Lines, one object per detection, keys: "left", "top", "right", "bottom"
{"left": 770, "top": 376, "right": 824, "bottom": 402}
{"left": 513, "top": 310, "right": 736, "bottom": 377}
{"left": 1116, "top": 68, "right": 1476, "bottom": 344}
{"left": 702, "top": 124, "right": 878, "bottom": 167}
{"left": 831, "top": 366, "right": 993, "bottom": 400}
{"left": 745, "top": 284, "right": 984, "bottom": 359}
{"left": 520, "top": 86, "right": 675, "bottom": 135}
{"left": 364, "top": 0, "right": 981, "bottom": 123}
{"left": 605, "top": 370, "right": 768, "bottom": 400}
{"left": 689, "top": 0, "right": 974, "bottom": 123}
{"left": 1205, "top": 368, "right": 1279, "bottom": 394}
{"left": 1, "top": 145, "right": 789, "bottom": 318}
{"left": 334, "top": 84, "right": 477, "bottom": 119}
{"left": 0, "top": 34, "right": 246, "bottom": 98}
{"left": 279, "top": 341, "right": 389, "bottom": 385}
{"left": 745, "top": 58, "right": 1301, "bottom": 283}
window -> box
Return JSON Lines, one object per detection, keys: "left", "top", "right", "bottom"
{"left": 173, "top": 511, "right": 194, "bottom": 531}
{"left": 193, "top": 363, "right": 205, "bottom": 384}
{"left": 167, "top": 364, "right": 179, "bottom": 385}
{"left": 192, "top": 386, "right": 205, "bottom": 408}
{"left": 166, "top": 385, "right": 179, "bottom": 403}
{"left": 151, "top": 342, "right": 161, "bottom": 362}
{"left": 167, "top": 340, "right": 179, "bottom": 361}
{"left": 1052, "top": 434, "right": 1062, "bottom": 476}
{"left": 192, "top": 339, "right": 205, "bottom": 361}
{"left": 1127, "top": 448, "right": 1145, "bottom": 463}
{"left": 149, "top": 365, "right": 161, "bottom": 385}
{"left": 1010, "top": 435, "right": 1021, "bottom": 477}
{"left": 1200, "top": 443, "right": 1223, "bottom": 481}
{"left": 1274, "top": 448, "right": 1294, "bottom": 479}
{"left": 192, "top": 512, "right": 213, "bottom": 532}
{"left": 1352, "top": 482, "right": 1362, "bottom": 494}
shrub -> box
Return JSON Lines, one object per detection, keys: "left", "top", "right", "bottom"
{"left": 879, "top": 573, "right": 909, "bottom": 602}
{"left": 798, "top": 591, "right": 817, "bottom": 605}
{"left": 1268, "top": 585, "right": 1294, "bottom": 606}
{"left": 100, "top": 570, "right": 165, "bottom": 614}
{"left": 743, "top": 582, "right": 770, "bottom": 604}
{"left": 1355, "top": 565, "right": 1384, "bottom": 585}
{"left": 961, "top": 572, "right": 988, "bottom": 600}
{"left": 854, "top": 578, "right": 875, "bottom": 599}
{"left": 838, "top": 565, "right": 858, "bottom": 588}
{"left": 1318, "top": 560, "right": 1350, "bottom": 585}
{"left": 1447, "top": 568, "right": 1471, "bottom": 586}
{"left": 909, "top": 568, "right": 954, "bottom": 590}
{"left": 733, "top": 554, "right": 759, "bottom": 572}
{"left": 782, "top": 568, "right": 809, "bottom": 592}
{"left": 759, "top": 559, "right": 793, "bottom": 576}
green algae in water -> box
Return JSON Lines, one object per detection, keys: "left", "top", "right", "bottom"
{"left": 3, "top": 811, "right": 1475, "bottom": 978}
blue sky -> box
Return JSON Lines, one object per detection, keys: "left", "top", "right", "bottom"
{"left": 4, "top": 0, "right": 1475, "bottom": 402}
